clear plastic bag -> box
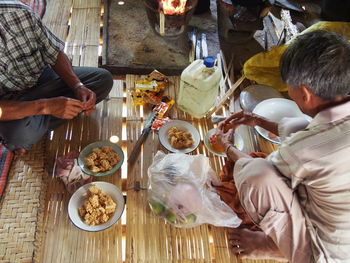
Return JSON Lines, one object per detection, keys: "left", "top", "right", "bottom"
{"left": 147, "top": 151, "right": 242, "bottom": 228}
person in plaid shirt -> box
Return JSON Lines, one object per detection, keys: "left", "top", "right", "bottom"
{"left": 0, "top": 1, "right": 113, "bottom": 154}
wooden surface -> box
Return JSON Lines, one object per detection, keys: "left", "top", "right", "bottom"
{"left": 37, "top": 74, "right": 280, "bottom": 263}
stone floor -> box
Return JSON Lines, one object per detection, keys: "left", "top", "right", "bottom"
{"left": 103, "top": 0, "right": 220, "bottom": 75}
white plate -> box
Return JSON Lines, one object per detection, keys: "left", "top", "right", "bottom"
{"left": 203, "top": 128, "right": 244, "bottom": 157}
{"left": 68, "top": 181, "right": 125, "bottom": 232}
{"left": 158, "top": 120, "right": 200, "bottom": 154}
{"left": 252, "top": 98, "right": 312, "bottom": 144}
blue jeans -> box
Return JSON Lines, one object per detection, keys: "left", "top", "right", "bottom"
{"left": 0, "top": 67, "right": 113, "bottom": 150}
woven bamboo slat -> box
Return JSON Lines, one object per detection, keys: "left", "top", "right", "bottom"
{"left": 66, "top": 5, "right": 101, "bottom": 67}
{"left": 30, "top": 74, "right": 282, "bottom": 263}
{"left": 42, "top": 0, "right": 72, "bottom": 40}
{"left": 39, "top": 97, "right": 124, "bottom": 263}
{"left": 0, "top": 141, "right": 47, "bottom": 263}
{"left": 73, "top": 0, "right": 101, "bottom": 9}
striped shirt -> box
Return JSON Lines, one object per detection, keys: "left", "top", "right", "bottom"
{"left": 267, "top": 100, "right": 350, "bottom": 262}
{"left": 0, "top": 1, "right": 64, "bottom": 96}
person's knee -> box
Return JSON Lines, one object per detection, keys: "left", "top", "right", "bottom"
{"left": 237, "top": 158, "right": 280, "bottom": 189}
{"left": 236, "top": 158, "right": 292, "bottom": 222}
{"left": 0, "top": 116, "right": 49, "bottom": 150}
{"left": 93, "top": 68, "right": 113, "bottom": 102}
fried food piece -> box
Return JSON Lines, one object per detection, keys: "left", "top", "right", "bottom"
{"left": 84, "top": 146, "right": 120, "bottom": 173}
{"left": 167, "top": 127, "right": 194, "bottom": 149}
{"left": 78, "top": 184, "right": 117, "bottom": 226}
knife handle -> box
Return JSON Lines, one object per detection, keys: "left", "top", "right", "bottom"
{"left": 127, "top": 129, "right": 150, "bottom": 165}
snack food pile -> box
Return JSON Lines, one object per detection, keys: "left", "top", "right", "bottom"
{"left": 131, "top": 70, "right": 175, "bottom": 132}
{"left": 78, "top": 184, "right": 117, "bottom": 226}
{"left": 131, "top": 70, "right": 171, "bottom": 106}
{"left": 84, "top": 146, "right": 119, "bottom": 173}
{"left": 168, "top": 127, "right": 194, "bottom": 149}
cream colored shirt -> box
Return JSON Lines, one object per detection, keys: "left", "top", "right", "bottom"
{"left": 267, "top": 100, "right": 350, "bottom": 262}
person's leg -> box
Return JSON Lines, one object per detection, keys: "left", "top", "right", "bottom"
{"left": 0, "top": 115, "right": 50, "bottom": 151}
{"left": 0, "top": 66, "right": 113, "bottom": 150}
{"left": 19, "top": 66, "right": 113, "bottom": 129}
{"left": 73, "top": 67, "right": 113, "bottom": 103}
{"left": 230, "top": 158, "right": 313, "bottom": 262}
{"left": 20, "top": 66, "right": 113, "bottom": 103}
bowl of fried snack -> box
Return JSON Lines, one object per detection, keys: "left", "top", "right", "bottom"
{"left": 78, "top": 141, "right": 124, "bottom": 177}
{"left": 158, "top": 120, "right": 200, "bottom": 154}
{"left": 68, "top": 182, "right": 125, "bottom": 231}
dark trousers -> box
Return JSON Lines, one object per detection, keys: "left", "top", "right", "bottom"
{"left": 0, "top": 67, "right": 113, "bottom": 150}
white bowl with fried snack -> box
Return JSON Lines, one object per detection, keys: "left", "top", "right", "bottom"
{"left": 68, "top": 181, "right": 125, "bottom": 232}
{"left": 158, "top": 120, "right": 200, "bottom": 154}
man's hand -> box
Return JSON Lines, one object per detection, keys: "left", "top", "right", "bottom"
{"left": 52, "top": 52, "right": 97, "bottom": 115}
{"left": 75, "top": 86, "right": 96, "bottom": 114}
{"left": 220, "top": 111, "right": 279, "bottom": 136}
{"left": 45, "top": 97, "right": 84, "bottom": 119}
{"left": 222, "top": 111, "right": 261, "bottom": 131}
{"left": 215, "top": 121, "right": 251, "bottom": 162}
{"left": 215, "top": 121, "right": 236, "bottom": 150}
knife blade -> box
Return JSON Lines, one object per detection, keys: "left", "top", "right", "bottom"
{"left": 128, "top": 110, "right": 157, "bottom": 165}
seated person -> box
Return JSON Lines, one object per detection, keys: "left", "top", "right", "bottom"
{"left": 0, "top": 1, "right": 113, "bottom": 154}
{"left": 215, "top": 30, "right": 350, "bottom": 262}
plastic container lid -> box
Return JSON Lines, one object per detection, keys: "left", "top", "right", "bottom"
{"left": 203, "top": 56, "right": 215, "bottom": 68}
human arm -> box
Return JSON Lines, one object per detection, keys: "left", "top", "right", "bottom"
{"left": 29, "top": 14, "right": 96, "bottom": 114}
{"left": 0, "top": 97, "right": 84, "bottom": 121}
{"left": 52, "top": 51, "right": 96, "bottom": 114}
{"left": 221, "top": 111, "right": 279, "bottom": 136}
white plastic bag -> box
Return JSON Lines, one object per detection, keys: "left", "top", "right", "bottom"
{"left": 147, "top": 151, "right": 242, "bottom": 228}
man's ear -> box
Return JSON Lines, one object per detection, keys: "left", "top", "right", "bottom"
{"left": 299, "top": 85, "right": 313, "bottom": 103}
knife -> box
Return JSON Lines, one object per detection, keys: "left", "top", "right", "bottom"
{"left": 128, "top": 110, "right": 157, "bottom": 165}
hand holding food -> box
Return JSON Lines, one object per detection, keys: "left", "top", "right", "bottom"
{"left": 214, "top": 122, "right": 236, "bottom": 152}
{"left": 209, "top": 133, "right": 225, "bottom": 154}
{"left": 222, "top": 111, "right": 261, "bottom": 131}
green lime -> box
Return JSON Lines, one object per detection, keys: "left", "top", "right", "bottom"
{"left": 166, "top": 211, "right": 177, "bottom": 223}
{"left": 185, "top": 214, "right": 197, "bottom": 224}
{"left": 150, "top": 201, "right": 165, "bottom": 215}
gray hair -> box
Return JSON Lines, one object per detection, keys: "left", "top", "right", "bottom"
{"left": 280, "top": 30, "right": 350, "bottom": 100}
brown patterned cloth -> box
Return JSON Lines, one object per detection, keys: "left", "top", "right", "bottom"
{"left": 214, "top": 152, "right": 268, "bottom": 231}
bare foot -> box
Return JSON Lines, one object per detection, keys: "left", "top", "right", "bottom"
{"left": 14, "top": 148, "right": 27, "bottom": 156}
{"left": 227, "top": 228, "right": 287, "bottom": 261}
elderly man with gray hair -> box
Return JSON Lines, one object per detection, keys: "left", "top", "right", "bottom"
{"left": 215, "top": 30, "right": 350, "bottom": 262}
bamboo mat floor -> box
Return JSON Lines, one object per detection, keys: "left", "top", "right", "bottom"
{"left": 35, "top": 75, "right": 282, "bottom": 263}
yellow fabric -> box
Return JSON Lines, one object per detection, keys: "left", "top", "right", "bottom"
{"left": 243, "top": 22, "right": 350, "bottom": 92}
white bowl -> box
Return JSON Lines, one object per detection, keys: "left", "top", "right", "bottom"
{"left": 252, "top": 98, "right": 312, "bottom": 144}
{"left": 158, "top": 120, "right": 201, "bottom": 154}
{"left": 203, "top": 128, "right": 244, "bottom": 157}
{"left": 68, "top": 181, "right": 125, "bottom": 232}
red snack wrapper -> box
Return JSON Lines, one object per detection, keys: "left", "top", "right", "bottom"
{"left": 154, "top": 101, "right": 174, "bottom": 118}
{"left": 152, "top": 117, "right": 171, "bottom": 131}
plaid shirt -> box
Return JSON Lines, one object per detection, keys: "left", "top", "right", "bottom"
{"left": 0, "top": 1, "right": 64, "bottom": 96}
